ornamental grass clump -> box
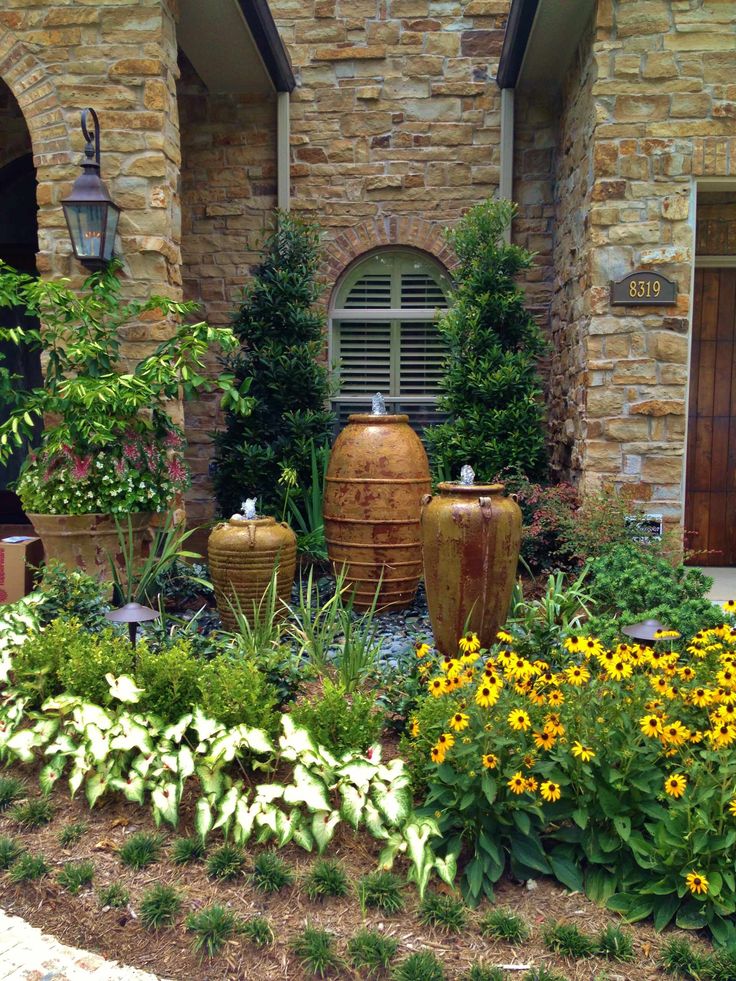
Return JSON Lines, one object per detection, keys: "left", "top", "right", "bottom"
{"left": 595, "top": 924, "right": 634, "bottom": 962}
{"left": 57, "top": 860, "right": 94, "bottom": 894}
{"left": 347, "top": 929, "right": 398, "bottom": 974}
{"left": 404, "top": 617, "right": 736, "bottom": 942}
{"left": 304, "top": 858, "right": 349, "bottom": 901}
{"left": 240, "top": 916, "right": 274, "bottom": 947}
{"left": 357, "top": 871, "right": 405, "bottom": 914}
{"left": 479, "top": 906, "right": 530, "bottom": 943}
{"left": 291, "top": 925, "right": 343, "bottom": 977}
{"left": 119, "top": 832, "right": 163, "bottom": 870}
{"left": 0, "top": 836, "right": 22, "bottom": 870}
{"left": 418, "top": 891, "right": 468, "bottom": 932}
{"left": 58, "top": 822, "right": 88, "bottom": 848}
{"left": 542, "top": 921, "right": 595, "bottom": 959}
{"left": 392, "top": 951, "right": 446, "bottom": 981}
{"left": 0, "top": 776, "right": 24, "bottom": 810}
{"left": 139, "top": 884, "right": 182, "bottom": 930}
{"left": 462, "top": 966, "right": 504, "bottom": 981}
{"left": 9, "top": 852, "right": 49, "bottom": 882}
{"left": 11, "top": 797, "right": 53, "bottom": 829}
{"left": 252, "top": 851, "right": 294, "bottom": 892}
{"left": 659, "top": 937, "right": 708, "bottom": 978}
{"left": 98, "top": 883, "right": 129, "bottom": 909}
{"left": 187, "top": 905, "right": 239, "bottom": 958}
{"left": 171, "top": 835, "right": 205, "bottom": 865}
{"left": 206, "top": 844, "right": 245, "bottom": 881}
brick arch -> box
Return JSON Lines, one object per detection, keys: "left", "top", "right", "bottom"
{"left": 0, "top": 28, "right": 77, "bottom": 276}
{"left": 321, "top": 216, "right": 457, "bottom": 301}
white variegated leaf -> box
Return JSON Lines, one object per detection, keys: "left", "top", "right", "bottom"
{"left": 152, "top": 782, "right": 179, "bottom": 827}
{"left": 232, "top": 797, "right": 256, "bottom": 845}
{"left": 163, "top": 714, "right": 192, "bottom": 743}
{"left": 282, "top": 764, "right": 330, "bottom": 812}
{"left": 339, "top": 785, "right": 365, "bottom": 829}
{"left": 279, "top": 714, "right": 317, "bottom": 761}
{"left": 372, "top": 780, "right": 410, "bottom": 827}
{"left": 111, "top": 772, "right": 146, "bottom": 804}
{"left": 39, "top": 757, "right": 65, "bottom": 795}
{"left": 196, "top": 764, "right": 224, "bottom": 798}
{"left": 311, "top": 810, "right": 340, "bottom": 853}
{"left": 433, "top": 854, "right": 458, "bottom": 887}
{"left": 84, "top": 724, "right": 109, "bottom": 763}
{"left": 363, "top": 799, "right": 389, "bottom": 840}
{"left": 254, "top": 784, "right": 284, "bottom": 805}
{"left": 177, "top": 746, "right": 195, "bottom": 780}
{"left": 191, "top": 708, "right": 224, "bottom": 745}
{"left": 110, "top": 722, "right": 152, "bottom": 754}
{"left": 74, "top": 703, "right": 113, "bottom": 731}
{"left": 85, "top": 770, "right": 109, "bottom": 808}
{"left": 241, "top": 726, "right": 274, "bottom": 756}
{"left": 213, "top": 786, "right": 240, "bottom": 832}
{"left": 378, "top": 833, "right": 405, "bottom": 871}
{"left": 336, "top": 759, "right": 376, "bottom": 791}
{"left": 106, "top": 674, "right": 144, "bottom": 704}
{"left": 6, "top": 728, "right": 39, "bottom": 762}
{"left": 194, "top": 797, "right": 213, "bottom": 840}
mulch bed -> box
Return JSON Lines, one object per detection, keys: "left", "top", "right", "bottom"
{"left": 0, "top": 762, "right": 713, "bottom": 980}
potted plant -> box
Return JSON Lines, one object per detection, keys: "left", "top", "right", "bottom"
{"left": 0, "top": 261, "right": 251, "bottom": 578}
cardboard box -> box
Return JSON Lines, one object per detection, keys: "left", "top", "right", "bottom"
{"left": 0, "top": 535, "right": 44, "bottom": 605}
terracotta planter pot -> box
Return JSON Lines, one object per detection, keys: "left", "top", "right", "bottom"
{"left": 27, "top": 512, "right": 152, "bottom": 582}
{"left": 420, "top": 483, "right": 522, "bottom": 656}
{"left": 323, "top": 413, "right": 431, "bottom": 612}
{"left": 207, "top": 515, "right": 297, "bottom": 630}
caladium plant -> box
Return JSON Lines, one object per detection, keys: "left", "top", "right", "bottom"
{"left": 0, "top": 653, "right": 453, "bottom": 896}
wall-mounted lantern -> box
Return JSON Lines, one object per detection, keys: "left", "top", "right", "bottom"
{"left": 62, "top": 107, "right": 121, "bottom": 269}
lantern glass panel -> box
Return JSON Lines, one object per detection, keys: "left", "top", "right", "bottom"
{"left": 102, "top": 206, "right": 119, "bottom": 261}
{"left": 64, "top": 202, "right": 106, "bottom": 259}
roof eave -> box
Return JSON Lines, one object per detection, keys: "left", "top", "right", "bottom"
{"left": 238, "top": 0, "right": 296, "bottom": 93}
{"left": 496, "top": 0, "right": 540, "bottom": 89}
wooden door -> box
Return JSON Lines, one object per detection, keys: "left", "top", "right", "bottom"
{"left": 685, "top": 268, "right": 736, "bottom": 565}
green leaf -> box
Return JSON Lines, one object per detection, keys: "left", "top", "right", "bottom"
{"left": 653, "top": 894, "right": 679, "bottom": 932}
{"left": 510, "top": 833, "right": 550, "bottom": 875}
{"left": 339, "top": 785, "right": 366, "bottom": 829}
{"left": 311, "top": 810, "right": 340, "bottom": 853}
{"left": 194, "top": 797, "right": 213, "bottom": 840}
{"left": 613, "top": 815, "right": 631, "bottom": 842}
{"left": 675, "top": 904, "right": 708, "bottom": 930}
{"left": 282, "top": 764, "right": 330, "bottom": 812}
{"left": 548, "top": 849, "right": 583, "bottom": 893}
{"left": 372, "top": 780, "right": 410, "bottom": 827}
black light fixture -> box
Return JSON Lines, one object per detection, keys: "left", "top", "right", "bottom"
{"left": 62, "top": 107, "right": 121, "bottom": 269}
{"left": 621, "top": 618, "right": 681, "bottom": 644}
{"left": 105, "top": 602, "right": 160, "bottom": 648}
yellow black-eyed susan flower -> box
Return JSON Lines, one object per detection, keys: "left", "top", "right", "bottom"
{"left": 482, "top": 753, "right": 498, "bottom": 769}
{"left": 533, "top": 730, "right": 555, "bottom": 750}
{"left": 661, "top": 720, "right": 690, "bottom": 747}
{"left": 410, "top": 718, "right": 420, "bottom": 738}
{"left": 685, "top": 871, "right": 708, "bottom": 895}
{"left": 571, "top": 741, "right": 595, "bottom": 762}
{"left": 664, "top": 773, "right": 687, "bottom": 798}
{"left": 547, "top": 689, "right": 565, "bottom": 707}
{"left": 525, "top": 776, "right": 538, "bottom": 792}
{"left": 437, "top": 732, "right": 455, "bottom": 750}
{"left": 508, "top": 708, "right": 531, "bottom": 732}
{"left": 540, "top": 780, "right": 562, "bottom": 803}
{"left": 640, "top": 714, "right": 663, "bottom": 737}
{"left": 566, "top": 664, "right": 590, "bottom": 685}
{"left": 429, "top": 678, "right": 445, "bottom": 697}
{"left": 564, "top": 635, "right": 585, "bottom": 654}
{"left": 496, "top": 629, "right": 514, "bottom": 643}
{"left": 729, "top": 797, "right": 736, "bottom": 818}
{"left": 544, "top": 713, "right": 565, "bottom": 737}
{"left": 449, "top": 712, "right": 469, "bottom": 732}
{"left": 430, "top": 744, "right": 445, "bottom": 764}
{"left": 459, "top": 632, "right": 480, "bottom": 654}
{"left": 507, "top": 771, "right": 526, "bottom": 794}
{"left": 476, "top": 684, "right": 499, "bottom": 708}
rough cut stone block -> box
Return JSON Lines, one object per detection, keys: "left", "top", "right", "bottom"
{"left": 630, "top": 399, "right": 685, "bottom": 416}
{"left": 313, "top": 45, "right": 387, "bottom": 61}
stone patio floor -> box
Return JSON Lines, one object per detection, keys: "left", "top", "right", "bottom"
{"left": 0, "top": 910, "right": 163, "bottom": 981}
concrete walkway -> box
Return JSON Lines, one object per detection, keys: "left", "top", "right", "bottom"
{"left": 0, "top": 910, "right": 162, "bottom": 981}
{"left": 698, "top": 567, "right": 736, "bottom": 605}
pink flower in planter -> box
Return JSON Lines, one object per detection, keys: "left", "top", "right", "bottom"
{"left": 70, "top": 455, "right": 92, "bottom": 481}
{"left": 166, "top": 456, "right": 188, "bottom": 486}
{"left": 164, "top": 429, "right": 183, "bottom": 449}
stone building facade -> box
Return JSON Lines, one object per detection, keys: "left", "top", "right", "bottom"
{"left": 0, "top": 0, "right": 735, "bottom": 562}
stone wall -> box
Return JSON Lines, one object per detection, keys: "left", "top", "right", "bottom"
{"left": 177, "top": 54, "right": 277, "bottom": 524}
{"left": 269, "top": 0, "right": 508, "bottom": 288}
{"left": 547, "top": 18, "right": 597, "bottom": 482}
{"left": 576, "top": 0, "right": 736, "bottom": 532}
{"left": 0, "top": 1, "right": 182, "bottom": 340}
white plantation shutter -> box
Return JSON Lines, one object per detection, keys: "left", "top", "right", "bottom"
{"left": 330, "top": 251, "right": 449, "bottom": 429}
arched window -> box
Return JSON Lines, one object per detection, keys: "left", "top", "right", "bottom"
{"left": 329, "top": 250, "right": 449, "bottom": 428}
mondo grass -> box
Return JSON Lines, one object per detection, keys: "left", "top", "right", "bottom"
{"left": 206, "top": 844, "right": 245, "bottom": 881}
{"left": 58, "top": 822, "right": 88, "bottom": 848}
{"left": 0, "top": 776, "right": 25, "bottom": 811}
{"left": 347, "top": 929, "right": 398, "bottom": 974}
{"left": 240, "top": 916, "right": 274, "bottom": 947}
{"left": 542, "top": 920, "right": 596, "bottom": 959}
{"left": 291, "top": 925, "right": 343, "bottom": 977}
{"left": 524, "top": 969, "right": 569, "bottom": 981}
{"left": 187, "top": 905, "right": 238, "bottom": 958}
{"left": 0, "top": 836, "right": 22, "bottom": 870}
{"left": 709, "top": 948, "right": 736, "bottom": 981}
{"left": 418, "top": 891, "right": 468, "bottom": 932}
{"left": 304, "top": 858, "right": 349, "bottom": 901}
{"left": 171, "top": 835, "right": 205, "bottom": 865}
{"left": 660, "top": 937, "right": 709, "bottom": 978}
{"left": 595, "top": 924, "right": 634, "bottom": 962}
{"left": 119, "top": 832, "right": 163, "bottom": 870}
{"left": 391, "top": 951, "right": 446, "bottom": 981}
{"left": 57, "top": 860, "right": 94, "bottom": 894}
{"left": 139, "top": 884, "right": 182, "bottom": 930}
{"left": 462, "top": 965, "right": 504, "bottom": 981}
{"left": 9, "top": 852, "right": 49, "bottom": 883}
{"left": 479, "top": 906, "right": 530, "bottom": 943}
{"left": 357, "top": 870, "right": 405, "bottom": 914}
{"left": 252, "top": 851, "right": 294, "bottom": 893}
{"left": 11, "top": 797, "right": 53, "bottom": 829}
{"left": 98, "top": 883, "right": 129, "bottom": 908}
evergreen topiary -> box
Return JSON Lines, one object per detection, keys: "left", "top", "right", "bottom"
{"left": 212, "top": 212, "right": 334, "bottom": 516}
{"left": 425, "top": 199, "right": 547, "bottom": 482}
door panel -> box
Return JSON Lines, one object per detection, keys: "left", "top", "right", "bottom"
{"left": 685, "top": 268, "right": 736, "bottom": 565}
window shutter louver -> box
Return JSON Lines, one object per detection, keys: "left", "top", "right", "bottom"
{"left": 330, "top": 252, "right": 449, "bottom": 432}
